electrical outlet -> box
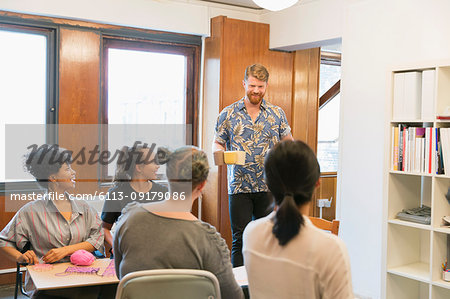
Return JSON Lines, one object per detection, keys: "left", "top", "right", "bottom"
{"left": 317, "top": 198, "right": 332, "bottom": 208}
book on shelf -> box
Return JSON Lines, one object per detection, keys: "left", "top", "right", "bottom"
{"left": 443, "top": 128, "right": 448, "bottom": 175}
{"left": 398, "top": 124, "right": 405, "bottom": 171}
{"left": 436, "top": 128, "right": 450, "bottom": 175}
{"left": 403, "top": 127, "right": 408, "bottom": 171}
{"left": 415, "top": 128, "right": 425, "bottom": 173}
{"left": 424, "top": 127, "right": 434, "bottom": 174}
{"left": 393, "top": 127, "right": 399, "bottom": 171}
{"left": 437, "top": 129, "right": 444, "bottom": 175}
{"left": 392, "top": 125, "right": 435, "bottom": 174}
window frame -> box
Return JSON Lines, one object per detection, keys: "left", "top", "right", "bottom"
{"left": 100, "top": 36, "right": 201, "bottom": 183}
{"left": 0, "top": 20, "right": 58, "bottom": 193}
{"left": 317, "top": 50, "right": 341, "bottom": 174}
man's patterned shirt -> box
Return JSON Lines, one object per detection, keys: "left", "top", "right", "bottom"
{"left": 214, "top": 98, "right": 291, "bottom": 194}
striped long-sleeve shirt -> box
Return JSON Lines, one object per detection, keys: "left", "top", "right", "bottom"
{"left": 0, "top": 193, "right": 104, "bottom": 261}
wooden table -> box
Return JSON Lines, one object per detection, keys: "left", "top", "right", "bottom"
{"left": 28, "top": 258, "right": 246, "bottom": 292}
{"left": 27, "top": 258, "right": 118, "bottom": 290}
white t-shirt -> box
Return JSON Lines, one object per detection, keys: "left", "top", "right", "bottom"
{"left": 243, "top": 212, "right": 353, "bottom": 299}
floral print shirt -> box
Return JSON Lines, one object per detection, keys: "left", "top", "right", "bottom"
{"left": 214, "top": 98, "right": 291, "bottom": 194}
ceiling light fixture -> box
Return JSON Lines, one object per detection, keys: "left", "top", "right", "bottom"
{"left": 252, "top": 0, "right": 299, "bottom": 11}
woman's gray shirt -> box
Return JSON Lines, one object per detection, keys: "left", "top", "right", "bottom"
{"left": 114, "top": 202, "right": 244, "bottom": 299}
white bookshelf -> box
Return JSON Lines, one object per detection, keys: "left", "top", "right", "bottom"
{"left": 385, "top": 63, "right": 450, "bottom": 299}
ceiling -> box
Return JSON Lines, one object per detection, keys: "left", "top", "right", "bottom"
{"left": 199, "top": 0, "right": 263, "bottom": 10}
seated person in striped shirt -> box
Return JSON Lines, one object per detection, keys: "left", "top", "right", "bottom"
{"left": 0, "top": 144, "right": 105, "bottom": 298}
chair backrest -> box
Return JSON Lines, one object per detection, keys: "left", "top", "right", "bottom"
{"left": 309, "top": 217, "right": 340, "bottom": 236}
{"left": 115, "top": 269, "right": 221, "bottom": 299}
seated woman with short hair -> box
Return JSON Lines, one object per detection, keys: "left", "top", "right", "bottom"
{"left": 0, "top": 145, "right": 105, "bottom": 298}
{"left": 243, "top": 140, "right": 353, "bottom": 299}
{"left": 114, "top": 146, "right": 244, "bottom": 299}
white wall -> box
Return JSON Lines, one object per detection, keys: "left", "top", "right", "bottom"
{"left": 264, "top": 0, "right": 450, "bottom": 298}
{"left": 0, "top": 0, "right": 261, "bottom": 36}
{"left": 261, "top": 0, "right": 344, "bottom": 50}
{"left": 339, "top": 0, "right": 450, "bottom": 298}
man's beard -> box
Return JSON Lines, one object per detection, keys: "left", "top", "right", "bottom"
{"left": 247, "top": 92, "right": 264, "bottom": 105}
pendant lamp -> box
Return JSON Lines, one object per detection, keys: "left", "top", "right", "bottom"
{"left": 252, "top": 0, "right": 299, "bottom": 11}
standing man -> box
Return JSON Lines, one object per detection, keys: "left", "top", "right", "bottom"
{"left": 213, "top": 64, "right": 293, "bottom": 267}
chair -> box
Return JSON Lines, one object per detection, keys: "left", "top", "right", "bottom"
{"left": 114, "top": 269, "right": 221, "bottom": 299}
{"left": 309, "top": 216, "right": 340, "bottom": 236}
{"left": 15, "top": 242, "right": 31, "bottom": 299}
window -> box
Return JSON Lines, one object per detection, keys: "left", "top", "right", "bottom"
{"left": 101, "top": 38, "right": 200, "bottom": 179}
{"left": 317, "top": 51, "right": 341, "bottom": 173}
{"left": 0, "top": 23, "right": 56, "bottom": 188}
{"left": 107, "top": 49, "right": 186, "bottom": 125}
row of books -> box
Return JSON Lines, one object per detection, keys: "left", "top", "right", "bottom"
{"left": 392, "top": 125, "right": 450, "bottom": 175}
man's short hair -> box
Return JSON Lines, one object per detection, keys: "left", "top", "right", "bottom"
{"left": 244, "top": 64, "right": 269, "bottom": 82}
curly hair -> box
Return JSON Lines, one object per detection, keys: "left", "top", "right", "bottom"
{"left": 24, "top": 144, "right": 73, "bottom": 189}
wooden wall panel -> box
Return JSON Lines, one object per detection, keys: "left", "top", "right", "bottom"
{"left": 59, "top": 28, "right": 100, "bottom": 125}
{"left": 291, "top": 48, "right": 321, "bottom": 217}
{"left": 201, "top": 16, "right": 224, "bottom": 229}
{"left": 220, "top": 18, "right": 269, "bottom": 108}
{"left": 264, "top": 51, "right": 294, "bottom": 123}
{"left": 58, "top": 28, "right": 101, "bottom": 194}
{"left": 312, "top": 173, "right": 337, "bottom": 220}
{"left": 206, "top": 16, "right": 295, "bottom": 249}
{"left": 292, "top": 48, "right": 320, "bottom": 151}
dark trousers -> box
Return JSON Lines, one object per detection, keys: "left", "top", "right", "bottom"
{"left": 229, "top": 192, "right": 272, "bottom": 267}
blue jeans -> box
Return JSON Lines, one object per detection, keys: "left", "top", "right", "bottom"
{"left": 229, "top": 192, "right": 272, "bottom": 267}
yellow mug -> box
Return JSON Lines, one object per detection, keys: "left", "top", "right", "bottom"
{"left": 223, "top": 151, "right": 245, "bottom": 165}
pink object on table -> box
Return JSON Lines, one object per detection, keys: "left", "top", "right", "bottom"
{"left": 70, "top": 249, "right": 95, "bottom": 266}
{"left": 32, "top": 264, "right": 53, "bottom": 272}
{"left": 102, "top": 259, "right": 115, "bottom": 277}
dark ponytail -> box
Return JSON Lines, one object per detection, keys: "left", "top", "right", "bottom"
{"left": 272, "top": 193, "right": 304, "bottom": 246}
{"left": 265, "top": 140, "right": 320, "bottom": 246}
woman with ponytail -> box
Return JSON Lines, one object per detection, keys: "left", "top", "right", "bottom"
{"left": 113, "top": 146, "right": 243, "bottom": 299}
{"left": 101, "top": 143, "right": 167, "bottom": 253}
{"left": 243, "top": 140, "right": 353, "bottom": 299}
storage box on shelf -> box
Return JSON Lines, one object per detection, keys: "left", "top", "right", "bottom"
{"left": 385, "top": 63, "right": 450, "bottom": 299}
